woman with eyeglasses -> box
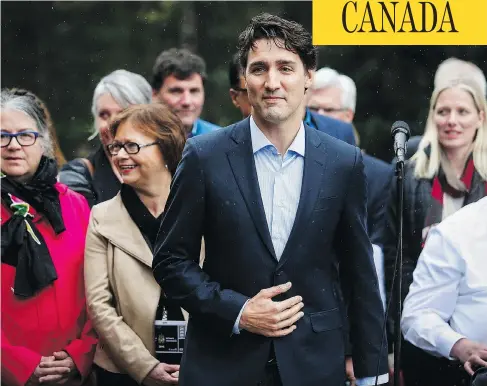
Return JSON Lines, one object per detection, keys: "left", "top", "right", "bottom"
{"left": 84, "top": 103, "right": 194, "bottom": 386}
{"left": 59, "top": 69, "right": 152, "bottom": 207}
{"left": 1, "top": 88, "right": 97, "bottom": 386}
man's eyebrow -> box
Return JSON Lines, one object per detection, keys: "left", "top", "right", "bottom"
{"left": 276, "top": 60, "right": 296, "bottom": 66}
{"left": 248, "top": 60, "right": 267, "bottom": 68}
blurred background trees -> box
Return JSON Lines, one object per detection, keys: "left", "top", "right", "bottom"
{"left": 2, "top": 1, "right": 486, "bottom": 161}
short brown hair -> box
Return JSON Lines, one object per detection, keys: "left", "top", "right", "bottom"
{"left": 237, "top": 13, "right": 317, "bottom": 72}
{"left": 109, "top": 103, "right": 186, "bottom": 176}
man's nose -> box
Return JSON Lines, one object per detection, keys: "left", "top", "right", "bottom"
{"left": 265, "top": 69, "right": 281, "bottom": 91}
{"left": 180, "top": 91, "right": 192, "bottom": 106}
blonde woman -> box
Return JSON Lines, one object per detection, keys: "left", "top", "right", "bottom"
{"left": 383, "top": 77, "right": 487, "bottom": 386}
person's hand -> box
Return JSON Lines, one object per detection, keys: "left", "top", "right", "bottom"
{"left": 239, "top": 282, "right": 304, "bottom": 337}
{"left": 37, "top": 351, "right": 79, "bottom": 384}
{"left": 26, "top": 356, "right": 70, "bottom": 385}
{"left": 345, "top": 357, "right": 356, "bottom": 386}
{"left": 451, "top": 338, "right": 487, "bottom": 375}
{"left": 143, "top": 363, "right": 180, "bottom": 385}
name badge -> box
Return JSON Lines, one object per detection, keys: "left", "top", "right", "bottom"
{"left": 154, "top": 320, "right": 187, "bottom": 356}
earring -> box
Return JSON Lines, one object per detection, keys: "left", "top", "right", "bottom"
{"left": 165, "top": 164, "right": 168, "bottom": 169}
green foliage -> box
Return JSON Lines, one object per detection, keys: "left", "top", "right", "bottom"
{"left": 2, "top": 1, "right": 485, "bottom": 161}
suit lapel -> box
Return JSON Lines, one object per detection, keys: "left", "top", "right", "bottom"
{"left": 278, "top": 126, "right": 327, "bottom": 269}
{"left": 226, "top": 119, "right": 277, "bottom": 260}
{"left": 96, "top": 193, "right": 154, "bottom": 268}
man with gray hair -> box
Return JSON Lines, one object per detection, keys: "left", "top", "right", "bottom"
{"left": 434, "top": 57, "right": 486, "bottom": 97}
{"left": 59, "top": 69, "right": 152, "bottom": 206}
{"left": 307, "top": 67, "right": 357, "bottom": 125}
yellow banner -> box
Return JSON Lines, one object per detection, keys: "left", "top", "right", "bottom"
{"left": 312, "top": 0, "right": 487, "bottom": 45}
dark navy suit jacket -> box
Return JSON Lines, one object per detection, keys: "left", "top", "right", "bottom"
{"left": 362, "top": 153, "right": 393, "bottom": 246}
{"left": 307, "top": 110, "right": 393, "bottom": 245}
{"left": 153, "top": 118, "right": 388, "bottom": 386}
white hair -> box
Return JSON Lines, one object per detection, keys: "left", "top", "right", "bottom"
{"left": 434, "top": 57, "right": 486, "bottom": 97}
{"left": 89, "top": 69, "right": 152, "bottom": 140}
{"left": 311, "top": 67, "right": 357, "bottom": 112}
{"left": 412, "top": 78, "right": 487, "bottom": 181}
{"left": 0, "top": 89, "right": 54, "bottom": 158}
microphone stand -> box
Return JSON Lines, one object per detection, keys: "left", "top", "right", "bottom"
{"left": 393, "top": 159, "right": 405, "bottom": 386}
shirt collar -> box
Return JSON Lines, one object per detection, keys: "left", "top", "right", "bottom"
{"left": 190, "top": 120, "right": 199, "bottom": 137}
{"left": 249, "top": 115, "right": 305, "bottom": 157}
{"left": 304, "top": 108, "right": 317, "bottom": 130}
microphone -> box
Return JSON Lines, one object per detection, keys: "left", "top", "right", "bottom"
{"left": 391, "top": 121, "right": 411, "bottom": 163}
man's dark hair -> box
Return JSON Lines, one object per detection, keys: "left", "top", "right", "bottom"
{"left": 237, "top": 13, "right": 317, "bottom": 73}
{"left": 151, "top": 48, "right": 207, "bottom": 91}
{"left": 229, "top": 52, "right": 243, "bottom": 89}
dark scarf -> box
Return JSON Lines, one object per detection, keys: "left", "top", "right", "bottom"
{"left": 120, "top": 184, "right": 184, "bottom": 330}
{"left": 1, "top": 156, "right": 64, "bottom": 298}
{"left": 120, "top": 183, "right": 163, "bottom": 250}
{"left": 423, "top": 152, "right": 487, "bottom": 245}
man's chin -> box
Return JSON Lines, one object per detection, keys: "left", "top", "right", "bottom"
{"left": 262, "top": 111, "right": 287, "bottom": 124}
{"left": 178, "top": 116, "right": 196, "bottom": 130}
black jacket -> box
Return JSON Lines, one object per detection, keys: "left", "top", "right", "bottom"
{"left": 153, "top": 118, "right": 388, "bottom": 386}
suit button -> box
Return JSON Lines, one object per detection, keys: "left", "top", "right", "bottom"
{"left": 276, "top": 270, "right": 282, "bottom": 276}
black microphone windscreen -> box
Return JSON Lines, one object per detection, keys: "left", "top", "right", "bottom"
{"left": 391, "top": 121, "right": 411, "bottom": 139}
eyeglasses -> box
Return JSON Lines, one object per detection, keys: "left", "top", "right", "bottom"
{"left": 308, "top": 106, "right": 346, "bottom": 114}
{"left": 1, "top": 131, "right": 41, "bottom": 148}
{"left": 106, "top": 141, "right": 158, "bottom": 156}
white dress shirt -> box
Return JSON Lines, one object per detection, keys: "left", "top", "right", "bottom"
{"left": 250, "top": 116, "right": 304, "bottom": 260}
{"left": 233, "top": 117, "right": 388, "bottom": 385}
{"left": 402, "top": 196, "right": 487, "bottom": 359}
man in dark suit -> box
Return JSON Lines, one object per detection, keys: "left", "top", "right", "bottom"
{"left": 153, "top": 13, "right": 388, "bottom": 386}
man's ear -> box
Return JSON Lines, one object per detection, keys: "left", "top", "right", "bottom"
{"left": 229, "top": 89, "right": 240, "bottom": 109}
{"left": 345, "top": 109, "right": 355, "bottom": 123}
{"left": 304, "top": 69, "right": 314, "bottom": 95}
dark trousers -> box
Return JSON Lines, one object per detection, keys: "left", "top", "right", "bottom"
{"left": 257, "top": 363, "right": 283, "bottom": 386}
{"left": 402, "top": 340, "right": 471, "bottom": 386}
{"left": 257, "top": 345, "right": 283, "bottom": 386}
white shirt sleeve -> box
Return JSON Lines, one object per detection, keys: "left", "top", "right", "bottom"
{"left": 401, "top": 227, "right": 466, "bottom": 359}
{"left": 372, "top": 244, "right": 386, "bottom": 310}
{"left": 232, "top": 300, "right": 250, "bottom": 335}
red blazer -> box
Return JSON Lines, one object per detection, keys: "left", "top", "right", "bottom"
{"left": 1, "top": 183, "right": 97, "bottom": 386}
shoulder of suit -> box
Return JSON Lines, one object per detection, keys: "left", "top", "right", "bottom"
{"left": 313, "top": 112, "right": 354, "bottom": 132}
{"left": 311, "top": 126, "right": 357, "bottom": 155}
{"left": 363, "top": 153, "right": 393, "bottom": 173}
{"left": 187, "top": 121, "right": 240, "bottom": 156}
